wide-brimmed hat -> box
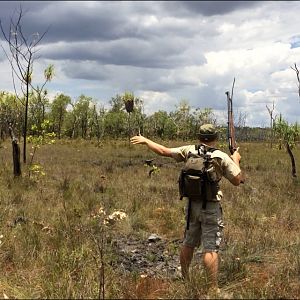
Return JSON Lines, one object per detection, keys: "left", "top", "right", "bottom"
{"left": 198, "top": 124, "right": 218, "bottom": 141}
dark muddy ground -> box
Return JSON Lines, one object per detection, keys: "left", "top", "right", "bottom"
{"left": 111, "top": 233, "right": 203, "bottom": 279}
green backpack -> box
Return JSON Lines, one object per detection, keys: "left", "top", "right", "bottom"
{"left": 178, "top": 144, "right": 221, "bottom": 209}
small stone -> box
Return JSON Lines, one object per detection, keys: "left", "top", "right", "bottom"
{"left": 147, "top": 234, "right": 161, "bottom": 243}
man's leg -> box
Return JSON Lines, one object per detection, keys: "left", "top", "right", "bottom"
{"left": 179, "top": 244, "right": 194, "bottom": 279}
{"left": 201, "top": 201, "right": 223, "bottom": 289}
{"left": 202, "top": 251, "right": 219, "bottom": 288}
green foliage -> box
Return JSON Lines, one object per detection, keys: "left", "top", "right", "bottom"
{"left": 49, "top": 93, "right": 71, "bottom": 139}
{"left": 27, "top": 120, "right": 56, "bottom": 178}
{"left": 122, "top": 91, "right": 135, "bottom": 103}
{"left": 273, "top": 114, "right": 300, "bottom": 149}
{"left": 44, "top": 64, "right": 55, "bottom": 81}
{"left": 0, "top": 90, "right": 297, "bottom": 143}
{"left": 146, "top": 110, "right": 177, "bottom": 139}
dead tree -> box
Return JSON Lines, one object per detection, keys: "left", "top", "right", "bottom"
{"left": 8, "top": 122, "right": 21, "bottom": 177}
{"left": 266, "top": 101, "right": 275, "bottom": 148}
{"left": 290, "top": 63, "right": 300, "bottom": 102}
{"left": 0, "top": 6, "right": 50, "bottom": 163}
{"left": 286, "top": 142, "right": 297, "bottom": 177}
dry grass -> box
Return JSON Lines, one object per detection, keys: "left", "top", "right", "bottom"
{"left": 0, "top": 139, "right": 299, "bottom": 299}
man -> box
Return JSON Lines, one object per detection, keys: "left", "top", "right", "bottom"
{"left": 130, "top": 124, "right": 243, "bottom": 290}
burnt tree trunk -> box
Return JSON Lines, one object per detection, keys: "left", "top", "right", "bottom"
{"left": 286, "top": 142, "right": 297, "bottom": 177}
{"left": 8, "top": 124, "right": 21, "bottom": 177}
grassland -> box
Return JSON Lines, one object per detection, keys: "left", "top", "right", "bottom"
{"left": 0, "top": 138, "right": 299, "bottom": 299}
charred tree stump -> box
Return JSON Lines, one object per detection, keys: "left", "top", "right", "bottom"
{"left": 8, "top": 124, "right": 21, "bottom": 177}
{"left": 286, "top": 142, "right": 297, "bottom": 177}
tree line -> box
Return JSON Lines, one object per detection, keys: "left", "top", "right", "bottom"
{"left": 0, "top": 90, "right": 279, "bottom": 144}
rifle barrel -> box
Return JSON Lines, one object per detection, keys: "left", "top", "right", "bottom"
{"left": 226, "top": 91, "right": 235, "bottom": 155}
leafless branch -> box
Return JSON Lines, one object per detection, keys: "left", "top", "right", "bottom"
{"left": 266, "top": 101, "right": 276, "bottom": 148}
{"left": 290, "top": 63, "right": 300, "bottom": 101}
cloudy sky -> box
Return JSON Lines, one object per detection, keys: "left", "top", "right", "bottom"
{"left": 0, "top": 1, "right": 300, "bottom": 127}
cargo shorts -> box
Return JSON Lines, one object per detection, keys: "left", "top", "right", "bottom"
{"left": 183, "top": 200, "right": 224, "bottom": 252}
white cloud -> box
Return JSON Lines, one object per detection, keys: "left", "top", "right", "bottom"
{"left": 139, "top": 91, "right": 176, "bottom": 114}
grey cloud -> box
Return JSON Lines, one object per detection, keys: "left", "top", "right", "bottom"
{"left": 165, "top": 1, "right": 262, "bottom": 16}
{"left": 0, "top": 1, "right": 51, "bottom": 17}
{"left": 62, "top": 61, "right": 110, "bottom": 82}
{"left": 277, "top": 97, "right": 300, "bottom": 120}
{"left": 0, "top": 2, "right": 140, "bottom": 43}
{"left": 0, "top": 1, "right": 220, "bottom": 46}
{"left": 61, "top": 61, "right": 204, "bottom": 94}
{"left": 41, "top": 38, "right": 206, "bottom": 69}
{"left": 172, "top": 84, "right": 247, "bottom": 111}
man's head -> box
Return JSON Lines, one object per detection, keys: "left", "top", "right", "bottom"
{"left": 198, "top": 123, "right": 218, "bottom": 143}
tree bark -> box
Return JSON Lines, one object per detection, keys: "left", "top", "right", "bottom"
{"left": 9, "top": 124, "right": 21, "bottom": 177}
{"left": 286, "top": 142, "right": 297, "bottom": 177}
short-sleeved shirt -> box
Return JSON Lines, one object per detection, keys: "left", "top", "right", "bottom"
{"left": 170, "top": 144, "right": 241, "bottom": 201}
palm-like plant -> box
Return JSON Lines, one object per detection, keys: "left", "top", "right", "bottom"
{"left": 274, "top": 115, "right": 299, "bottom": 177}
{"left": 122, "top": 91, "right": 134, "bottom": 113}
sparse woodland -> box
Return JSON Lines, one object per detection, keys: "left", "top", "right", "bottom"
{"left": 0, "top": 7, "right": 300, "bottom": 300}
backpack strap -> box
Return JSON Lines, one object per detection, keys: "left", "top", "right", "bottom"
{"left": 194, "top": 144, "right": 218, "bottom": 210}
{"left": 195, "top": 144, "right": 218, "bottom": 154}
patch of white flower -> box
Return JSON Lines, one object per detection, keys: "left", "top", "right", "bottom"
{"left": 104, "top": 211, "right": 128, "bottom": 225}
{"left": 91, "top": 207, "right": 127, "bottom": 225}
{"left": 0, "top": 234, "right": 3, "bottom": 246}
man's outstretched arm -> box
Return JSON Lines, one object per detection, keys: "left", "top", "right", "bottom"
{"left": 130, "top": 135, "right": 173, "bottom": 157}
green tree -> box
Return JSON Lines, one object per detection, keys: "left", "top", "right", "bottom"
{"left": 146, "top": 110, "right": 176, "bottom": 139}
{"left": 0, "top": 91, "right": 23, "bottom": 140}
{"left": 170, "top": 99, "right": 192, "bottom": 139}
{"left": 89, "top": 103, "right": 106, "bottom": 141}
{"left": 103, "top": 94, "right": 128, "bottom": 138}
{"left": 109, "top": 94, "right": 124, "bottom": 113}
{"left": 274, "top": 115, "right": 299, "bottom": 177}
{"left": 28, "top": 89, "right": 50, "bottom": 136}
{"left": 66, "top": 95, "right": 93, "bottom": 139}
{"left": 50, "top": 94, "right": 71, "bottom": 139}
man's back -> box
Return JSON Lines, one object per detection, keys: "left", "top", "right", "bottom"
{"left": 170, "top": 144, "right": 241, "bottom": 188}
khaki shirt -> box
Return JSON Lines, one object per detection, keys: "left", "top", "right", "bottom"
{"left": 170, "top": 144, "right": 241, "bottom": 200}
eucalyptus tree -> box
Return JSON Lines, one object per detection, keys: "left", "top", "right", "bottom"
{"left": 72, "top": 95, "right": 93, "bottom": 139}
{"left": 0, "top": 91, "right": 22, "bottom": 140}
{"left": 109, "top": 94, "right": 124, "bottom": 113}
{"left": 28, "top": 89, "right": 50, "bottom": 136}
{"left": 0, "top": 91, "right": 24, "bottom": 138}
{"left": 89, "top": 103, "right": 106, "bottom": 142}
{"left": 49, "top": 93, "right": 71, "bottom": 139}
{"left": 0, "top": 91, "right": 23, "bottom": 175}
{"left": 146, "top": 110, "right": 176, "bottom": 139}
{"left": 103, "top": 94, "right": 127, "bottom": 138}
{"left": 0, "top": 7, "right": 54, "bottom": 163}
{"left": 170, "top": 99, "right": 192, "bottom": 139}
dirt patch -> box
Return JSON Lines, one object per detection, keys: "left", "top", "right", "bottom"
{"left": 111, "top": 234, "right": 183, "bottom": 278}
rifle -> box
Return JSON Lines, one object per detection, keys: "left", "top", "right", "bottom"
{"left": 225, "top": 78, "right": 237, "bottom": 155}
{"left": 225, "top": 78, "right": 245, "bottom": 184}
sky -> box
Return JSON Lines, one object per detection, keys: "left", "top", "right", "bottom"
{"left": 0, "top": 1, "right": 300, "bottom": 127}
